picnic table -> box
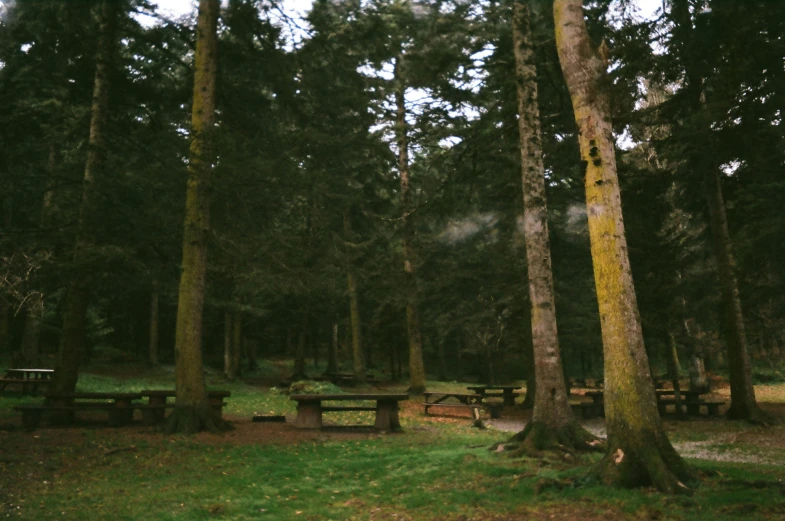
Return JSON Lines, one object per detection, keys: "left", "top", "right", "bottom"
{"left": 139, "top": 389, "right": 231, "bottom": 424}
{"left": 0, "top": 368, "right": 53, "bottom": 395}
{"left": 465, "top": 385, "right": 521, "bottom": 407}
{"left": 290, "top": 393, "right": 408, "bottom": 431}
{"left": 583, "top": 389, "right": 723, "bottom": 417}
{"left": 15, "top": 391, "right": 143, "bottom": 428}
{"left": 423, "top": 391, "right": 501, "bottom": 420}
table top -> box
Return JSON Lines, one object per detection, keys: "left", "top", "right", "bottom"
{"left": 46, "top": 392, "right": 143, "bottom": 400}
{"left": 655, "top": 389, "right": 707, "bottom": 396}
{"left": 6, "top": 368, "right": 54, "bottom": 376}
{"left": 423, "top": 391, "right": 480, "bottom": 397}
{"left": 290, "top": 393, "right": 409, "bottom": 401}
{"left": 140, "top": 389, "right": 231, "bottom": 398}
{"left": 466, "top": 385, "right": 521, "bottom": 390}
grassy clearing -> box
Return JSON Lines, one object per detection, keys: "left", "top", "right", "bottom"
{"left": 1, "top": 367, "right": 785, "bottom": 520}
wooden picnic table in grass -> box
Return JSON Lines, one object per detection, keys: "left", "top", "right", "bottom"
{"left": 582, "top": 388, "right": 723, "bottom": 417}
{"left": 422, "top": 391, "right": 501, "bottom": 420}
{"left": 290, "top": 393, "right": 408, "bottom": 431}
{"left": 139, "top": 390, "right": 231, "bottom": 424}
{"left": 465, "top": 385, "right": 521, "bottom": 406}
{"left": 15, "top": 391, "right": 143, "bottom": 429}
{"left": 0, "top": 368, "right": 53, "bottom": 395}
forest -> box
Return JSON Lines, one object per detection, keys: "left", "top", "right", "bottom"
{"left": 1, "top": 0, "right": 785, "bottom": 509}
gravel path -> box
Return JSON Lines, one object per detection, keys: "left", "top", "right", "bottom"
{"left": 485, "top": 418, "right": 781, "bottom": 465}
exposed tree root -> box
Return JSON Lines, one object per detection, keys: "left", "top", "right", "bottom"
{"left": 589, "top": 438, "right": 693, "bottom": 494}
{"left": 504, "top": 421, "right": 604, "bottom": 459}
{"left": 164, "top": 405, "right": 233, "bottom": 435}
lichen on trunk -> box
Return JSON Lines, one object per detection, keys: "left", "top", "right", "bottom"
{"left": 554, "top": 0, "right": 692, "bottom": 491}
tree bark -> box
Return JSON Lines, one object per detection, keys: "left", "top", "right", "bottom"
{"left": 52, "top": 0, "right": 118, "bottom": 394}
{"left": 232, "top": 311, "right": 242, "bottom": 377}
{"left": 554, "top": 0, "right": 691, "bottom": 492}
{"left": 394, "top": 56, "right": 426, "bottom": 395}
{"left": 0, "top": 302, "right": 9, "bottom": 356}
{"left": 703, "top": 167, "right": 766, "bottom": 421}
{"left": 293, "top": 313, "right": 308, "bottom": 380}
{"left": 224, "top": 311, "right": 233, "bottom": 378}
{"left": 670, "top": 0, "right": 767, "bottom": 424}
{"left": 327, "top": 323, "right": 339, "bottom": 374}
{"left": 149, "top": 280, "right": 159, "bottom": 366}
{"left": 666, "top": 330, "right": 685, "bottom": 419}
{"left": 166, "top": 0, "right": 229, "bottom": 434}
{"left": 20, "top": 296, "right": 43, "bottom": 365}
{"left": 344, "top": 210, "right": 365, "bottom": 383}
{"left": 508, "top": 1, "right": 596, "bottom": 454}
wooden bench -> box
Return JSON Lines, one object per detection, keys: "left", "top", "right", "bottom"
{"left": 14, "top": 403, "right": 131, "bottom": 429}
{"left": 139, "top": 390, "right": 231, "bottom": 424}
{"left": 571, "top": 401, "right": 601, "bottom": 419}
{"left": 466, "top": 385, "right": 521, "bottom": 406}
{"left": 0, "top": 377, "right": 50, "bottom": 395}
{"left": 290, "top": 393, "right": 408, "bottom": 431}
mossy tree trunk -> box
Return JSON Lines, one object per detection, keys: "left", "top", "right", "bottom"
{"left": 51, "top": 0, "right": 118, "bottom": 394}
{"left": 394, "top": 56, "right": 426, "bottom": 395}
{"left": 509, "top": 0, "right": 596, "bottom": 454}
{"left": 554, "top": 0, "right": 691, "bottom": 491}
{"left": 166, "top": 0, "right": 229, "bottom": 434}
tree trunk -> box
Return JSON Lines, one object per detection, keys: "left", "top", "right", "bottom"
{"left": 166, "top": 0, "right": 229, "bottom": 434}
{"left": 246, "top": 337, "right": 258, "bottom": 371}
{"left": 394, "top": 57, "right": 426, "bottom": 395}
{"left": 703, "top": 168, "right": 766, "bottom": 421}
{"left": 0, "top": 301, "right": 10, "bottom": 356}
{"left": 554, "top": 0, "right": 691, "bottom": 492}
{"left": 509, "top": 0, "right": 595, "bottom": 454}
{"left": 344, "top": 211, "right": 365, "bottom": 383}
{"left": 666, "top": 330, "right": 685, "bottom": 419}
{"left": 327, "top": 323, "right": 338, "bottom": 374}
{"left": 224, "top": 311, "right": 233, "bottom": 379}
{"left": 149, "top": 280, "right": 159, "bottom": 366}
{"left": 52, "top": 0, "right": 118, "bottom": 394}
{"left": 20, "top": 142, "right": 58, "bottom": 367}
{"left": 232, "top": 311, "right": 242, "bottom": 377}
{"left": 293, "top": 313, "right": 308, "bottom": 380}
{"left": 20, "top": 296, "right": 43, "bottom": 365}
{"left": 437, "top": 335, "right": 447, "bottom": 381}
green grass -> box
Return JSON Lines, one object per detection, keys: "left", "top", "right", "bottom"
{"left": 2, "top": 367, "right": 785, "bottom": 520}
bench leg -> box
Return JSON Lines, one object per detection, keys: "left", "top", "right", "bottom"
{"left": 295, "top": 400, "right": 322, "bottom": 429}
{"left": 375, "top": 400, "right": 400, "bottom": 431}
{"left": 503, "top": 391, "right": 515, "bottom": 407}
{"left": 141, "top": 409, "right": 159, "bottom": 426}
{"left": 706, "top": 404, "right": 719, "bottom": 416}
{"left": 21, "top": 410, "right": 42, "bottom": 429}
{"left": 108, "top": 409, "right": 125, "bottom": 427}
{"left": 686, "top": 403, "right": 700, "bottom": 416}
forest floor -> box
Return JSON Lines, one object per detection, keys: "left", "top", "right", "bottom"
{"left": 1, "top": 362, "right": 785, "bottom": 520}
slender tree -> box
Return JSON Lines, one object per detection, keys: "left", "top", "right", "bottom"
{"left": 554, "top": 0, "right": 691, "bottom": 491}
{"left": 394, "top": 56, "right": 426, "bottom": 394}
{"left": 51, "top": 0, "right": 119, "bottom": 394}
{"left": 508, "top": 0, "right": 597, "bottom": 455}
{"left": 344, "top": 209, "right": 365, "bottom": 382}
{"left": 166, "top": 0, "right": 229, "bottom": 434}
